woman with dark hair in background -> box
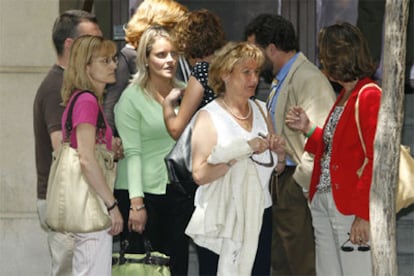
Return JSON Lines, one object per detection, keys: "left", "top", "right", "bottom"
{"left": 286, "top": 22, "right": 380, "bottom": 276}
{"left": 163, "top": 9, "right": 226, "bottom": 140}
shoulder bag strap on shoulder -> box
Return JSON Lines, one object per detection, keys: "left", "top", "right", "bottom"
{"left": 253, "top": 100, "right": 274, "bottom": 135}
{"left": 355, "top": 83, "right": 381, "bottom": 177}
{"left": 65, "top": 90, "right": 105, "bottom": 140}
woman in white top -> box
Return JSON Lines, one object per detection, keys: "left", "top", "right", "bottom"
{"left": 186, "top": 42, "right": 286, "bottom": 276}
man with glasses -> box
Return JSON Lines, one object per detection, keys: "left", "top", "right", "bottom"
{"left": 246, "top": 14, "right": 336, "bottom": 275}
{"left": 33, "top": 10, "right": 102, "bottom": 275}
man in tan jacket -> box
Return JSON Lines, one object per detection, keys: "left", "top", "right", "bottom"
{"left": 248, "top": 14, "right": 336, "bottom": 275}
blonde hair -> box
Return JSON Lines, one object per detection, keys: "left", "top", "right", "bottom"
{"left": 125, "top": 0, "right": 188, "bottom": 49}
{"left": 131, "top": 25, "right": 181, "bottom": 97}
{"left": 208, "top": 42, "right": 265, "bottom": 95}
{"left": 61, "top": 35, "right": 117, "bottom": 105}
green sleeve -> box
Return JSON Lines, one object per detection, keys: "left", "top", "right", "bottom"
{"left": 115, "top": 88, "right": 144, "bottom": 198}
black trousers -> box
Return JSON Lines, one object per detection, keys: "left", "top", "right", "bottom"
{"left": 114, "top": 184, "right": 194, "bottom": 276}
{"left": 196, "top": 207, "right": 272, "bottom": 276}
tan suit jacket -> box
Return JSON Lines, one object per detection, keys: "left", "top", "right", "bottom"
{"left": 273, "top": 52, "right": 336, "bottom": 189}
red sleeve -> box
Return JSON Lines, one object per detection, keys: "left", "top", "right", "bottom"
{"left": 304, "top": 127, "right": 324, "bottom": 154}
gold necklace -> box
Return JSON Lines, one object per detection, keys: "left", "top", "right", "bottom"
{"left": 222, "top": 98, "right": 251, "bottom": 120}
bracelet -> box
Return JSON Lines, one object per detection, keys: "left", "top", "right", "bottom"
{"left": 277, "top": 159, "right": 286, "bottom": 164}
{"left": 107, "top": 200, "right": 118, "bottom": 212}
{"left": 130, "top": 204, "right": 146, "bottom": 212}
{"left": 305, "top": 124, "right": 317, "bottom": 138}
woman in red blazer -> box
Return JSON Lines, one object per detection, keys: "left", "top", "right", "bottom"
{"left": 285, "top": 22, "right": 381, "bottom": 276}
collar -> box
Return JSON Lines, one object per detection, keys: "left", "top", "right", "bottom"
{"left": 274, "top": 52, "right": 299, "bottom": 84}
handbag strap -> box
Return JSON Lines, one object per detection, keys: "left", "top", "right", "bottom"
{"left": 253, "top": 100, "right": 273, "bottom": 135}
{"left": 354, "top": 83, "right": 381, "bottom": 177}
{"left": 116, "top": 232, "right": 170, "bottom": 266}
{"left": 64, "top": 90, "right": 105, "bottom": 141}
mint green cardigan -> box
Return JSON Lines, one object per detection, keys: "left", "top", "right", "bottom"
{"left": 114, "top": 83, "right": 181, "bottom": 198}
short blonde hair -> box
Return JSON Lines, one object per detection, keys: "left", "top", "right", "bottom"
{"left": 125, "top": 0, "right": 188, "bottom": 49}
{"left": 61, "top": 35, "right": 117, "bottom": 105}
{"left": 208, "top": 42, "right": 265, "bottom": 95}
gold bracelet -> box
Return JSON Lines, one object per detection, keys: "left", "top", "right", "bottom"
{"left": 130, "top": 204, "right": 145, "bottom": 212}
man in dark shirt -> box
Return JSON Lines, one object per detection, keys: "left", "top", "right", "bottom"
{"left": 33, "top": 10, "right": 101, "bottom": 275}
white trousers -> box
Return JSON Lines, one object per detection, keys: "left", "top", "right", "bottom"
{"left": 37, "top": 199, "right": 74, "bottom": 276}
{"left": 38, "top": 199, "right": 113, "bottom": 276}
{"left": 310, "top": 191, "right": 372, "bottom": 276}
{"left": 73, "top": 229, "right": 113, "bottom": 276}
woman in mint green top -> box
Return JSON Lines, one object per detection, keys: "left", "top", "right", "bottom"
{"left": 114, "top": 26, "right": 189, "bottom": 275}
{"left": 115, "top": 84, "right": 177, "bottom": 198}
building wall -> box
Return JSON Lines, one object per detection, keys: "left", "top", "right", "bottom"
{"left": 0, "top": 1, "right": 58, "bottom": 275}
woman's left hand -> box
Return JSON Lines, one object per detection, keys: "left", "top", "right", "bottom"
{"left": 164, "top": 88, "right": 183, "bottom": 107}
{"left": 267, "top": 134, "right": 286, "bottom": 157}
{"left": 109, "top": 206, "right": 124, "bottom": 236}
{"left": 248, "top": 136, "right": 269, "bottom": 154}
{"left": 350, "top": 216, "right": 370, "bottom": 245}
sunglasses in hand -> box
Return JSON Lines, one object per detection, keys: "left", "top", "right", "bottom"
{"left": 340, "top": 234, "right": 370, "bottom": 252}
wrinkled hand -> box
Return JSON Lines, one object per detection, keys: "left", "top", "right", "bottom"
{"left": 129, "top": 208, "right": 147, "bottom": 234}
{"left": 350, "top": 216, "right": 370, "bottom": 245}
{"left": 112, "top": 137, "right": 124, "bottom": 160}
{"left": 165, "top": 88, "right": 183, "bottom": 107}
{"left": 267, "top": 133, "right": 286, "bottom": 158}
{"left": 108, "top": 207, "right": 123, "bottom": 236}
{"left": 248, "top": 136, "right": 269, "bottom": 154}
{"left": 285, "top": 106, "right": 310, "bottom": 133}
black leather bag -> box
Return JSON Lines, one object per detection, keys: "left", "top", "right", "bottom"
{"left": 164, "top": 123, "right": 197, "bottom": 198}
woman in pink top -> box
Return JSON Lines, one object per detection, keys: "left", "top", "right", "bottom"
{"left": 61, "top": 35, "right": 123, "bottom": 275}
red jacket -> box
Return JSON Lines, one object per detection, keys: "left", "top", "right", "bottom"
{"left": 305, "top": 78, "right": 381, "bottom": 220}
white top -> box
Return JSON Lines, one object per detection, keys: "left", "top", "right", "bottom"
{"left": 195, "top": 99, "right": 275, "bottom": 208}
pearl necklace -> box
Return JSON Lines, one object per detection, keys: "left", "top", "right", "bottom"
{"left": 222, "top": 98, "right": 252, "bottom": 120}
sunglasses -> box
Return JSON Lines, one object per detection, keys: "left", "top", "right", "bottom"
{"left": 249, "top": 133, "right": 274, "bottom": 167}
{"left": 340, "top": 238, "right": 370, "bottom": 252}
{"left": 250, "top": 149, "right": 274, "bottom": 167}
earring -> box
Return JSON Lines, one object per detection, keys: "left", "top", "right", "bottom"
{"left": 145, "top": 64, "right": 148, "bottom": 67}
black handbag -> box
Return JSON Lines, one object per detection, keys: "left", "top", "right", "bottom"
{"left": 164, "top": 122, "right": 197, "bottom": 198}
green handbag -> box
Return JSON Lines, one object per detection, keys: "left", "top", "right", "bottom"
{"left": 112, "top": 238, "right": 171, "bottom": 276}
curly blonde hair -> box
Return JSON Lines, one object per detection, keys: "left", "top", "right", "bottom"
{"left": 124, "top": 0, "right": 188, "bottom": 49}
{"left": 208, "top": 42, "right": 265, "bottom": 96}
